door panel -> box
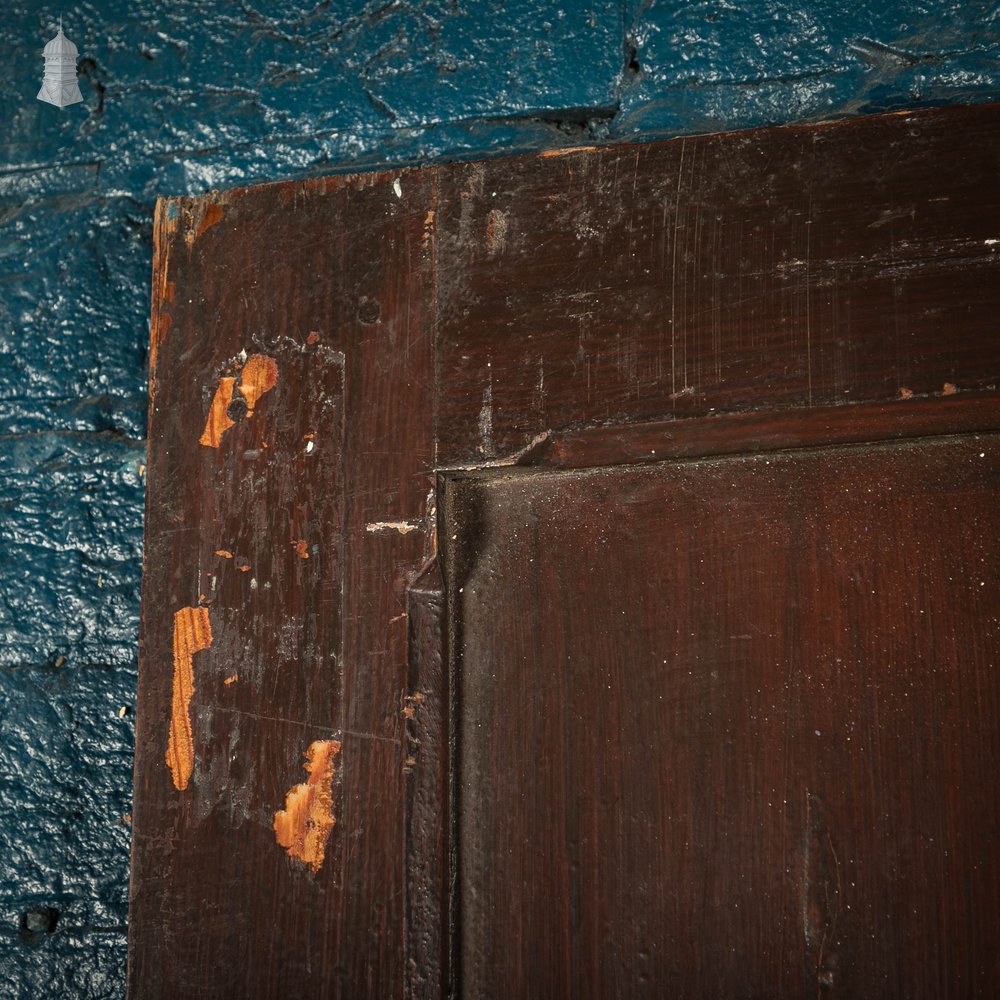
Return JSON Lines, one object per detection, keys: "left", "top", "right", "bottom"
{"left": 445, "top": 436, "right": 1000, "bottom": 998}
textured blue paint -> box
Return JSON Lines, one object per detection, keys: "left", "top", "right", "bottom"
{"left": 0, "top": 0, "right": 998, "bottom": 993}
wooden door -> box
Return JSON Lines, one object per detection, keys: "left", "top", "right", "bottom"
{"left": 129, "top": 104, "right": 1000, "bottom": 998}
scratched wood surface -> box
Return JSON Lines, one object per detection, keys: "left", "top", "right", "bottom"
{"left": 130, "top": 172, "right": 436, "bottom": 998}
{"left": 433, "top": 104, "right": 1000, "bottom": 464}
{"left": 130, "top": 103, "right": 1000, "bottom": 998}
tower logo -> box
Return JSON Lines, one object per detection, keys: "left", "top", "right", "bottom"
{"left": 38, "top": 18, "right": 83, "bottom": 108}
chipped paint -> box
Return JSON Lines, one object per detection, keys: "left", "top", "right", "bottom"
{"left": 199, "top": 354, "right": 278, "bottom": 448}
{"left": 199, "top": 376, "right": 238, "bottom": 448}
{"left": 403, "top": 690, "right": 426, "bottom": 720}
{"left": 239, "top": 354, "right": 279, "bottom": 411}
{"left": 195, "top": 203, "right": 224, "bottom": 241}
{"left": 539, "top": 145, "right": 598, "bottom": 158}
{"left": 366, "top": 520, "right": 421, "bottom": 535}
{"left": 273, "top": 739, "right": 341, "bottom": 873}
{"left": 292, "top": 539, "right": 310, "bottom": 559}
{"left": 165, "top": 606, "right": 213, "bottom": 792}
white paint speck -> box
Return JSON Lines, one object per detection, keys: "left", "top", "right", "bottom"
{"left": 478, "top": 379, "right": 493, "bottom": 454}
{"left": 366, "top": 520, "right": 421, "bottom": 535}
{"left": 393, "top": 178, "right": 402, "bottom": 199}
{"left": 306, "top": 440, "right": 314, "bottom": 453}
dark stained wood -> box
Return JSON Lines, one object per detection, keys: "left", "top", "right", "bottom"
{"left": 444, "top": 436, "right": 1000, "bottom": 998}
{"left": 131, "top": 104, "right": 1000, "bottom": 998}
{"left": 520, "top": 391, "right": 1000, "bottom": 470}
{"left": 433, "top": 104, "right": 1000, "bottom": 465}
{"left": 130, "top": 171, "right": 436, "bottom": 998}
{"left": 404, "top": 558, "right": 450, "bottom": 1000}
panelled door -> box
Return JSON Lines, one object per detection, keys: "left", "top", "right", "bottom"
{"left": 129, "top": 103, "right": 1000, "bottom": 998}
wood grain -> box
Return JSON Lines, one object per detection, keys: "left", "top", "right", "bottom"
{"left": 131, "top": 104, "right": 1000, "bottom": 998}
{"left": 130, "top": 169, "right": 436, "bottom": 998}
{"left": 445, "top": 436, "right": 1000, "bottom": 998}
{"left": 433, "top": 105, "right": 1000, "bottom": 464}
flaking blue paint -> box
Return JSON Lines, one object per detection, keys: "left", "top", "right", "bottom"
{"left": 0, "top": 1, "right": 998, "bottom": 994}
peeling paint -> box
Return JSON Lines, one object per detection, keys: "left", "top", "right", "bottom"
{"left": 273, "top": 739, "right": 341, "bottom": 873}
{"left": 165, "top": 606, "right": 213, "bottom": 792}
{"left": 199, "top": 354, "right": 278, "bottom": 448}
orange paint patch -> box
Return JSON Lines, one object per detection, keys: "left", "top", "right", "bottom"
{"left": 293, "top": 539, "right": 310, "bottom": 559}
{"left": 240, "top": 354, "right": 278, "bottom": 410}
{"left": 273, "top": 739, "right": 341, "bottom": 873}
{"left": 166, "top": 607, "right": 213, "bottom": 791}
{"left": 215, "top": 549, "right": 233, "bottom": 559}
{"left": 223, "top": 673, "right": 238, "bottom": 686}
{"left": 943, "top": 382, "right": 957, "bottom": 395}
{"left": 196, "top": 203, "right": 224, "bottom": 239}
{"left": 148, "top": 201, "right": 178, "bottom": 398}
{"left": 899, "top": 387, "right": 914, "bottom": 400}
{"left": 306, "top": 331, "right": 320, "bottom": 345}
{"left": 199, "top": 354, "right": 278, "bottom": 448}
{"left": 199, "top": 376, "right": 238, "bottom": 448}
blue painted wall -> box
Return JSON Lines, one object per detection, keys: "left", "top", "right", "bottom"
{"left": 0, "top": 1, "right": 997, "bottom": 994}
